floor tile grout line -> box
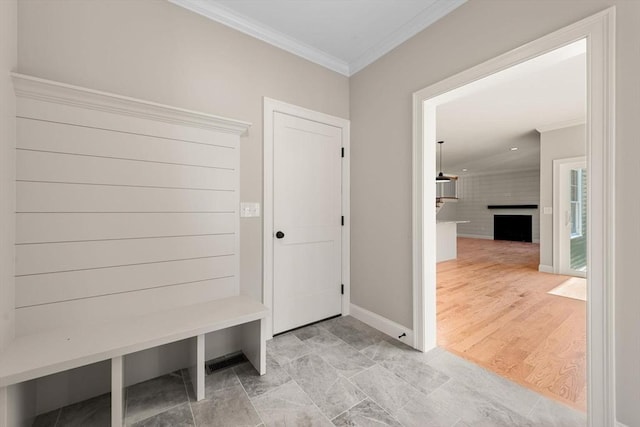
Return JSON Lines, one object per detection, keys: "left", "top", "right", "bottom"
{"left": 180, "top": 371, "right": 198, "bottom": 427}
{"left": 246, "top": 377, "right": 294, "bottom": 401}
{"left": 344, "top": 370, "right": 406, "bottom": 427}
{"left": 126, "top": 401, "right": 188, "bottom": 426}
{"left": 235, "top": 368, "right": 266, "bottom": 427}
{"left": 53, "top": 408, "right": 61, "bottom": 427}
{"left": 526, "top": 395, "right": 543, "bottom": 418}
{"left": 328, "top": 396, "right": 368, "bottom": 423}
{"left": 290, "top": 376, "right": 336, "bottom": 426}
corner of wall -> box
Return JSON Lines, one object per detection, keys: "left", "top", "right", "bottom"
{"left": 0, "top": 0, "right": 16, "bottom": 356}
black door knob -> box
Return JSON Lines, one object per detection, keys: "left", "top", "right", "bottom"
{"left": 275, "top": 231, "right": 285, "bottom": 239}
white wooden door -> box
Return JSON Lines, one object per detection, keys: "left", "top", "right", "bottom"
{"left": 272, "top": 112, "right": 343, "bottom": 334}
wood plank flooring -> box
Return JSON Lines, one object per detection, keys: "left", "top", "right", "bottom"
{"left": 437, "top": 238, "right": 586, "bottom": 411}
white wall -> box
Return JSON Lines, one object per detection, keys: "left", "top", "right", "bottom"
{"left": 538, "top": 124, "right": 586, "bottom": 268}
{"left": 349, "top": 1, "right": 640, "bottom": 424}
{"left": 455, "top": 170, "right": 540, "bottom": 241}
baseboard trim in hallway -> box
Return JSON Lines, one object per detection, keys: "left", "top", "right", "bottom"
{"left": 349, "top": 303, "right": 414, "bottom": 346}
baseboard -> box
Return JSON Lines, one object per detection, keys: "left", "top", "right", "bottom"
{"left": 349, "top": 303, "right": 414, "bottom": 346}
{"left": 538, "top": 264, "right": 554, "bottom": 273}
{"left": 457, "top": 233, "right": 492, "bottom": 240}
{"left": 617, "top": 421, "right": 629, "bottom": 427}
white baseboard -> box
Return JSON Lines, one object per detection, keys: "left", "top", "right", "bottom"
{"left": 349, "top": 303, "right": 414, "bottom": 346}
{"left": 457, "top": 233, "right": 492, "bottom": 240}
{"left": 617, "top": 421, "right": 629, "bottom": 427}
{"left": 538, "top": 264, "right": 554, "bottom": 273}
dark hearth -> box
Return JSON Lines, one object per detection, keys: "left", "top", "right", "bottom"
{"left": 494, "top": 215, "right": 532, "bottom": 242}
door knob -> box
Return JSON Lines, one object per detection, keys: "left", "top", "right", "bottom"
{"left": 275, "top": 231, "right": 285, "bottom": 239}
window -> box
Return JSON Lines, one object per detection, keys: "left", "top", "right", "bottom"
{"left": 570, "top": 169, "right": 583, "bottom": 238}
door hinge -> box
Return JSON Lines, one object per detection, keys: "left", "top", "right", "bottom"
{"left": 341, "top": 147, "right": 344, "bottom": 158}
{"left": 341, "top": 284, "right": 344, "bottom": 295}
{"left": 341, "top": 216, "right": 344, "bottom": 226}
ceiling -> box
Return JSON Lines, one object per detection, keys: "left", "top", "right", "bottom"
{"left": 436, "top": 40, "right": 587, "bottom": 175}
{"left": 169, "top": 0, "right": 466, "bottom": 76}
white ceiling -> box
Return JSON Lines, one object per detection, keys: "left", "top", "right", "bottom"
{"left": 436, "top": 41, "right": 587, "bottom": 175}
{"left": 169, "top": 0, "right": 466, "bottom": 76}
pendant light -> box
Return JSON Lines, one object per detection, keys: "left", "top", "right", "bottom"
{"left": 436, "top": 140, "right": 451, "bottom": 181}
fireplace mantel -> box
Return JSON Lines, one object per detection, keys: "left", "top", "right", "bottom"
{"left": 488, "top": 204, "right": 538, "bottom": 209}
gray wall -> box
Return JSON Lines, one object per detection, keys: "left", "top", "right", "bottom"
{"left": 349, "top": 1, "right": 640, "bottom": 425}
{"left": 1, "top": 3, "right": 33, "bottom": 427}
{"left": 0, "top": 0, "right": 16, "bottom": 358}
{"left": 455, "top": 170, "right": 540, "bottom": 241}
{"left": 17, "top": 0, "right": 350, "bottom": 304}
{"left": 15, "top": 0, "right": 349, "bottom": 416}
{"left": 539, "top": 124, "right": 586, "bottom": 269}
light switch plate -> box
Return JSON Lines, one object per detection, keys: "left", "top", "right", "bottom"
{"left": 240, "top": 202, "right": 260, "bottom": 218}
{"left": 543, "top": 207, "right": 553, "bottom": 215}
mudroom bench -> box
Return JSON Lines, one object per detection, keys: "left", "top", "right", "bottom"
{"left": 0, "top": 295, "right": 268, "bottom": 427}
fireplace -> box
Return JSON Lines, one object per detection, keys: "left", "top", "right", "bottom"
{"left": 494, "top": 215, "right": 532, "bottom": 242}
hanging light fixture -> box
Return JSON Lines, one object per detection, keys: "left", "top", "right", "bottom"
{"left": 436, "top": 140, "right": 451, "bottom": 181}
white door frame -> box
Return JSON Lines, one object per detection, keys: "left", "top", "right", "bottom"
{"left": 263, "top": 97, "right": 350, "bottom": 339}
{"left": 554, "top": 156, "right": 588, "bottom": 277}
{"left": 412, "top": 8, "right": 615, "bottom": 427}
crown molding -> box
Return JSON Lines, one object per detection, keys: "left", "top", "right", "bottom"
{"left": 168, "top": 0, "right": 350, "bottom": 76}
{"left": 169, "top": 0, "right": 466, "bottom": 77}
{"left": 536, "top": 117, "right": 586, "bottom": 133}
{"left": 11, "top": 73, "right": 251, "bottom": 135}
{"left": 349, "top": 0, "right": 467, "bottom": 75}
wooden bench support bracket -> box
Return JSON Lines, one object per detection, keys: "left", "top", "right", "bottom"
{"left": 188, "top": 334, "right": 205, "bottom": 402}
{"left": 111, "top": 356, "right": 124, "bottom": 427}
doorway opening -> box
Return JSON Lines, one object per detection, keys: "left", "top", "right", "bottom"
{"left": 412, "top": 8, "right": 615, "bottom": 426}
{"left": 432, "top": 39, "right": 587, "bottom": 411}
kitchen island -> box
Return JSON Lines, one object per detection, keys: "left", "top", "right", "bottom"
{"left": 436, "top": 221, "right": 469, "bottom": 262}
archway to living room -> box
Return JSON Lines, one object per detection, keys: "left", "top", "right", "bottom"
{"left": 433, "top": 39, "right": 587, "bottom": 412}
{"left": 412, "top": 8, "right": 615, "bottom": 426}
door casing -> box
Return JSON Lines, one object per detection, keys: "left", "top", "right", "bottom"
{"left": 412, "top": 8, "right": 616, "bottom": 427}
{"left": 263, "top": 98, "right": 350, "bottom": 339}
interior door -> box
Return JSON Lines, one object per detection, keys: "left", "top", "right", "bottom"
{"left": 556, "top": 159, "right": 587, "bottom": 277}
{"left": 272, "top": 112, "right": 343, "bottom": 334}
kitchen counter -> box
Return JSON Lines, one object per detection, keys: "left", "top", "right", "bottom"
{"left": 436, "top": 221, "right": 469, "bottom": 262}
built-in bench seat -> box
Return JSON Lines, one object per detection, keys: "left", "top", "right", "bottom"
{"left": 0, "top": 295, "right": 268, "bottom": 427}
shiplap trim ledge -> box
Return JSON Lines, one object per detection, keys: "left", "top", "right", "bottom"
{"left": 11, "top": 73, "right": 251, "bottom": 135}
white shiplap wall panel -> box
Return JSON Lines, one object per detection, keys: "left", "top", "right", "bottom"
{"left": 15, "top": 256, "right": 235, "bottom": 308}
{"left": 16, "top": 213, "right": 235, "bottom": 243}
{"left": 17, "top": 150, "right": 236, "bottom": 190}
{"left": 456, "top": 169, "right": 541, "bottom": 241}
{"left": 12, "top": 74, "right": 249, "bottom": 335}
{"left": 16, "top": 234, "right": 235, "bottom": 276}
{"left": 15, "top": 277, "right": 238, "bottom": 336}
{"left": 17, "top": 118, "right": 237, "bottom": 169}
{"left": 17, "top": 182, "right": 236, "bottom": 213}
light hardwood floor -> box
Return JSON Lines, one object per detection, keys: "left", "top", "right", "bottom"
{"left": 437, "top": 238, "right": 586, "bottom": 412}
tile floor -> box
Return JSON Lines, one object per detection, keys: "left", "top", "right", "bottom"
{"left": 33, "top": 315, "right": 586, "bottom": 427}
